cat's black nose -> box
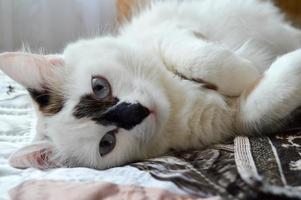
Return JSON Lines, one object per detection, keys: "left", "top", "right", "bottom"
{"left": 100, "top": 102, "right": 150, "bottom": 130}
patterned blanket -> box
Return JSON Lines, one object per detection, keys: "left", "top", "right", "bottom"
{"left": 133, "top": 132, "right": 301, "bottom": 200}
{"left": 1, "top": 71, "right": 301, "bottom": 200}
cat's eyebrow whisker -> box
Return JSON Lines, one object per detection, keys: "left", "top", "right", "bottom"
{"left": 134, "top": 57, "right": 144, "bottom": 81}
{"left": 135, "top": 63, "right": 140, "bottom": 79}
{"left": 136, "top": 60, "right": 143, "bottom": 80}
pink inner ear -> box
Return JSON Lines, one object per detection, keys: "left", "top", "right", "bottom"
{"left": 9, "top": 144, "right": 58, "bottom": 170}
{"left": 30, "top": 148, "right": 56, "bottom": 169}
{"left": 0, "top": 52, "right": 64, "bottom": 90}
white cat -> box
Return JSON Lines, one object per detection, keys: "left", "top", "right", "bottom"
{"left": 1, "top": 0, "right": 301, "bottom": 169}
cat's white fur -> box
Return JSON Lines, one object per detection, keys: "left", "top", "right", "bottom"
{"left": 1, "top": 0, "right": 301, "bottom": 169}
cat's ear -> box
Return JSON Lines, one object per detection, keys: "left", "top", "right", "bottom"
{"left": 0, "top": 52, "right": 65, "bottom": 114}
{"left": 8, "top": 141, "right": 59, "bottom": 169}
{"left": 0, "top": 52, "right": 64, "bottom": 90}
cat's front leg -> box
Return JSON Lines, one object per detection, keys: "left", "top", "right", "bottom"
{"left": 159, "top": 30, "right": 260, "bottom": 96}
{"left": 237, "top": 49, "right": 301, "bottom": 134}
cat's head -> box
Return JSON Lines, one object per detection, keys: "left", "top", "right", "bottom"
{"left": 0, "top": 37, "right": 177, "bottom": 169}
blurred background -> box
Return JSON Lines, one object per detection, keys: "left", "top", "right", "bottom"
{"left": 0, "top": 0, "right": 300, "bottom": 53}
{"left": 0, "top": 0, "right": 117, "bottom": 53}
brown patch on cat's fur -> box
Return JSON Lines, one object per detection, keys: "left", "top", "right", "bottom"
{"left": 175, "top": 71, "right": 218, "bottom": 91}
{"left": 28, "top": 88, "right": 64, "bottom": 116}
{"left": 73, "top": 94, "right": 119, "bottom": 120}
{"left": 117, "top": 0, "right": 148, "bottom": 23}
{"left": 273, "top": 0, "right": 301, "bottom": 28}
{"left": 43, "top": 93, "right": 64, "bottom": 115}
{"left": 117, "top": 0, "right": 135, "bottom": 22}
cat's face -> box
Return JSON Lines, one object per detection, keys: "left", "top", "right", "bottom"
{"left": 0, "top": 37, "right": 174, "bottom": 169}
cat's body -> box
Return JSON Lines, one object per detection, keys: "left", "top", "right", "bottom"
{"left": 1, "top": 0, "right": 301, "bottom": 169}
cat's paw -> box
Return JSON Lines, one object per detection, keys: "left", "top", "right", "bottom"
{"left": 255, "top": 48, "right": 301, "bottom": 113}
{"left": 175, "top": 53, "right": 260, "bottom": 97}
{"left": 239, "top": 49, "right": 301, "bottom": 133}
{"left": 267, "top": 49, "right": 301, "bottom": 84}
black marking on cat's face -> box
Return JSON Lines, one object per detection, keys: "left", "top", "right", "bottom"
{"left": 28, "top": 89, "right": 50, "bottom": 108}
{"left": 73, "top": 95, "right": 150, "bottom": 130}
{"left": 73, "top": 94, "right": 119, "bottom": 120}
{"left": 100, "top": 102, "right": 150, "bottom": 130}
{"left": 28, "top": 88, "right": 64, "bottom": 115}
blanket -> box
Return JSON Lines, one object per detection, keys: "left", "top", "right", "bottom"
{"left": 1, "top": 71, "right": 301, "bottom": 200}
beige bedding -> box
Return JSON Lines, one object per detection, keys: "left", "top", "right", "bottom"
{"left": 10, "top": 180, "right": 218, "bottom": 200}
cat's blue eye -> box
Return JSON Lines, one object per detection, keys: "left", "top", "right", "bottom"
{"left": 99, "top": 129, "right": 117, "bottom": 156}
{"left": 91, "top": 76, "right": 111, "bottom": 100}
